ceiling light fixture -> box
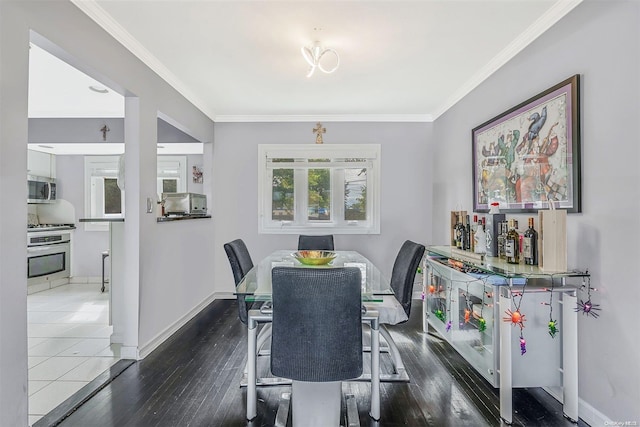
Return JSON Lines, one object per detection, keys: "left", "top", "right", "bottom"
{"left": 301, "top": 41, "right": 339, "bottom": 78}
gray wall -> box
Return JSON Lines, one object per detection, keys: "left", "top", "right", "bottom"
{"left": 0, "top": 2, "right": 214, "bottom": 424}
{"left": 432, "top": 0, "right": 639, "bottom": 421}
{"left": 211, "top": 122, "right": 432, "bottom": 292}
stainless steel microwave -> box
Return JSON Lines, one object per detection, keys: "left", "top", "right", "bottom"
{"left": 27, "top": 175, "right": 57, "bottom": 203}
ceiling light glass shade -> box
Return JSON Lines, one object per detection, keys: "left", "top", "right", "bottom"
{"left": 301, "top": 42, "right": 340, "bottom": 78}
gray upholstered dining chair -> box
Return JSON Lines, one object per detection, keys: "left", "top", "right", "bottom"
{"left": 365, "top": 239, "right": 425, "bottom": 382}
{"left": 223, "top": 239, "right": 274, "bottom": 383}
{"left": 223, "top": 239, "right": 257, "bottom": 325}
{"left": 297, "top": 234, "right": 335, "bottom": 251}
{"left": 269, "top": 266, "right": 363, "bottom": 427}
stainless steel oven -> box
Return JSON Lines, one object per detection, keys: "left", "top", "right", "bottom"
{"left": 27, "top": 232, "right": 71, "bottom": 285}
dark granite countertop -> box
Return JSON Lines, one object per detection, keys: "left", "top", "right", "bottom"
{"left": 157, "top": 215, "right": 211, "bottom": 223}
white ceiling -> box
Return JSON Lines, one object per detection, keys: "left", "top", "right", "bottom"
{"left": 29, "top": 0, "right": 583, "bottom": 123}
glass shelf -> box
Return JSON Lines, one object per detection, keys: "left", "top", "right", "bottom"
{"left": 426, "top": 245, "right": 589, "bottom": 280}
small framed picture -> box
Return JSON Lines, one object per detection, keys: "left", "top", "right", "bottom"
{"left": 192, "top": 165, "right": 203, "bottom": 184}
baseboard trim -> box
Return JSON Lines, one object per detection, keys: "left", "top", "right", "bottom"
{"left": 137, "top": 291, "right": 231, "bottom": 359}
{"left": 542, "top": 386, "right": 610, "bottom": 426}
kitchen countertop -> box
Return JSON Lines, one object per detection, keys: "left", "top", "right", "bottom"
{"left": 79, "top": 218, "right": 125, "bottom": 222}
{"left": 157, "top": 215, "right": 211, "bottom": 222}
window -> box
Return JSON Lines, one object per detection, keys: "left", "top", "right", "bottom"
{"left": 157, "top": 156, "right": 187, "bottom": 197}
{"left": 258, "top": 144, "right": 380, "bottom": 234}
{"left": 84, "top": 155, "right": 186, "bottom": 231}
{"left": 85, "top": 156, "right": 124, "bottom": 231}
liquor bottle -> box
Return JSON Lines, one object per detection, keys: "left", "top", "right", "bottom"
{"left": 464, "top": 215, "right": 472, "bottom": 251}
{"left": 522, "top": 217, "right": 538, "bottom": 265}
{"left": 497, "top": 221, "right": 508, "bottom": 260}
{"left": 455, "top": 213, "right": 465, "bottom": 249}
{"left": 505, "top": 219, "right": 520, "bottom": 264}
{"left": 474, "top": 217, "right": 486, "bottom": 254}
{"left": 470, "top": 215, "right": 478, "bottom": 252}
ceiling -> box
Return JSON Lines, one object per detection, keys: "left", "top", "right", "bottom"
{"left": 30, "top": 1, "right": 582, "bottom": 123}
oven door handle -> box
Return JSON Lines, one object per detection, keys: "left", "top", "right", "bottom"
{"left": 27, "top": 243, "right": 68, "bottom": 254}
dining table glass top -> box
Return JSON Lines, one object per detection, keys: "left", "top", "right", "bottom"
{"left": 235, "top": 250, "right": 393, "bottom": 301}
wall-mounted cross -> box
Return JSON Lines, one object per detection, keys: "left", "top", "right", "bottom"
{"left": 313, "top": 122, "right": 326, "bottom": 144}
{"left": 100, "top": 125, "right": 110, "bottom": 141}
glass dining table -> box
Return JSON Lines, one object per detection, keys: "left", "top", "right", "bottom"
{"left": 235, "top": 250, "right": 390, "bottom": 423}
{"left": 234, "top": 250, "right": 395, "bottom": 301}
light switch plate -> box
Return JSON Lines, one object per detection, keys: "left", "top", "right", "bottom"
{"left": 146, "top": 198, "right": 153, "bottom": 213}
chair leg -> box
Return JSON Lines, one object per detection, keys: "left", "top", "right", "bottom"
{"left": 380, "top": 325, "right": 406, "bottom": 375}
{"left": 369, "top": 318, "right": 380, "bottom": 421}
{"left": 345, "top": 393, "right": 360, "bottom": 427}
{"left": 256, "top": 323, "right": 272, "bottom": 356}
{"left": 274, "top": 392, "right": 290, "bottom": 427}
{"left": 243, "top": 323, "right": 272, "bottom": 376}
{"left": 247, "top": 317, "right": 258, "bottom": 421}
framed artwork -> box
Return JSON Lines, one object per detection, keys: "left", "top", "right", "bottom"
{"left": 472, "top": 75, "right": 581, "bottom": 213}
{"left": 192, "top": 165, "right": 203, "bottom": 184}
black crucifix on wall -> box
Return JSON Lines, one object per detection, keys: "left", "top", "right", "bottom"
{"left": 313, "top": 122, "right": 326, "bottom": 144}
{"left": 100, "top": 125, "right": 110, "bottom": 141}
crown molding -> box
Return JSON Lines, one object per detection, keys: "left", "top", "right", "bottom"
{"left": 431, "top": 0, "right": 583, "bottom": 120}
{"left": 70, "top": 0, "right": 216, "bottom": 120}
{"left": 214, "top": 114, "right": 433, "bottom": 123}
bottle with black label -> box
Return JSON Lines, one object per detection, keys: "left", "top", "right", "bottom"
{"left": 455, "top": 213, "right": 465, "bottom": 249}
{"left": 474, "top": 217, "right": 486, "bottom": 254}
{"left": 522, "top": 217, "right": 538, "bottom": 265}
{"left": 505, "top": 219, "right": 520, "bottom": 264}
{"left": 497, "top": 221, "right": 508, "bottom": 260}
{"left": 464, "top": 215, "right": 472, "bottom": 251}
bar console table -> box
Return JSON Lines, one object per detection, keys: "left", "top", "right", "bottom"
{"left": 423, "top": 245, "right": 588, "bottom": 424}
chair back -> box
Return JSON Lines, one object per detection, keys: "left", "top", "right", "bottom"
{"left": 390, "top": 240, "right": 426, "bottom": 318}
{"left": 297, "top": 234, "right": 335, "bottom": 251}
{"left": 224, "top": 239, "right": 254, "bottom": 325}
{"left": 270, "top": 267, "right": 363, "bottom": 382}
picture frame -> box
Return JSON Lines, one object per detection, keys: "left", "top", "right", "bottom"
{"left": 472, "top": 74, "right": 581, "bottom": 213}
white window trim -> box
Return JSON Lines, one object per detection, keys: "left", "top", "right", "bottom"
{"left": 258, "top": 144, "right": 380, "bottom": 234}
{"left": 84, "top": 156, "right": 125, "bottom": 231}
{"left": 157, "top": 155, "right": 188, "bottom": 197}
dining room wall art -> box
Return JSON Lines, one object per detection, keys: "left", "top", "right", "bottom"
{"left": 472, "top": 75, "right": 581, "bottom": 213}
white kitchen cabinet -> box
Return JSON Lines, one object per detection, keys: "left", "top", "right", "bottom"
{"left": 423, "top": 246, "right": 586, "bottom": 424}
{"left": 27, "top": 149, "right": 56, "bottom": 178}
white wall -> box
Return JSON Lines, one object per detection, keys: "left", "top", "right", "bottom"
{"left": 0, "top": 2, "right": 214, "bottom": 424}
{"left": 211, "top": 122, "right": 432, "bottom": 295}
{"left": 432, "top": 0, "right": 639, "bottom": 422}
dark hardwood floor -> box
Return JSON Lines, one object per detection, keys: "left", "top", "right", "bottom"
{"left": 55, "top": 299, "right": 588, "bottom": 427}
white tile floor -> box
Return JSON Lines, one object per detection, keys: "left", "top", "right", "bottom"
{"left": 27, "top": 283, "right": 121, "bottom": 425}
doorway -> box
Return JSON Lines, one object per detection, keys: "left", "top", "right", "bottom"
{"left": 27, "top": 38, "right": 127, "bottom": 424}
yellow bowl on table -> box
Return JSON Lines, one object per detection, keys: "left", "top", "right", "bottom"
{"left": 292, "top": 250, "right": 337, "bottom": 266}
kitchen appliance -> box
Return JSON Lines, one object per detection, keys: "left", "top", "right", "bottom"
{"left": 162, "top": 192, "right": 207, "bottom": 216}
{"left": 28, "top": 175, "right": 57, "bottom": 204}
{"left": 27, "top": 231, "right": 71, "bottom": 286}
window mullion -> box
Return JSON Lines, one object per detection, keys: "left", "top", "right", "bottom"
{"left": 294, "top": 168, "right": 307, "bottom": 226}
{"left": 333, "top": 168, "right": 345, "bottom": 226}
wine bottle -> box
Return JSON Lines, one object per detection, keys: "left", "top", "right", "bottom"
{"left": 505, "top": 219, "right": 520, "bottom": 264}
{"left": 470, "top": 215, "right": 478, "bottom": 252}
{"left": 497, "top": 221, "right": 508, "bottom": 260}
{"left": 474, "top": 217, "right": 486, "bottom": 254}
{"left": 464, "top": 215, "right": 471, "bottom": 251}
{"left": 523, "top": 217, "right": 538, "bottom": 265}
{"left": 455, "top": 213, "right": 465, "bottom": 249}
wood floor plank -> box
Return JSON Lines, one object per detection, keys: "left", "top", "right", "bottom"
{"left": 56, "top": 299, "right": 589, "bottom": 427}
